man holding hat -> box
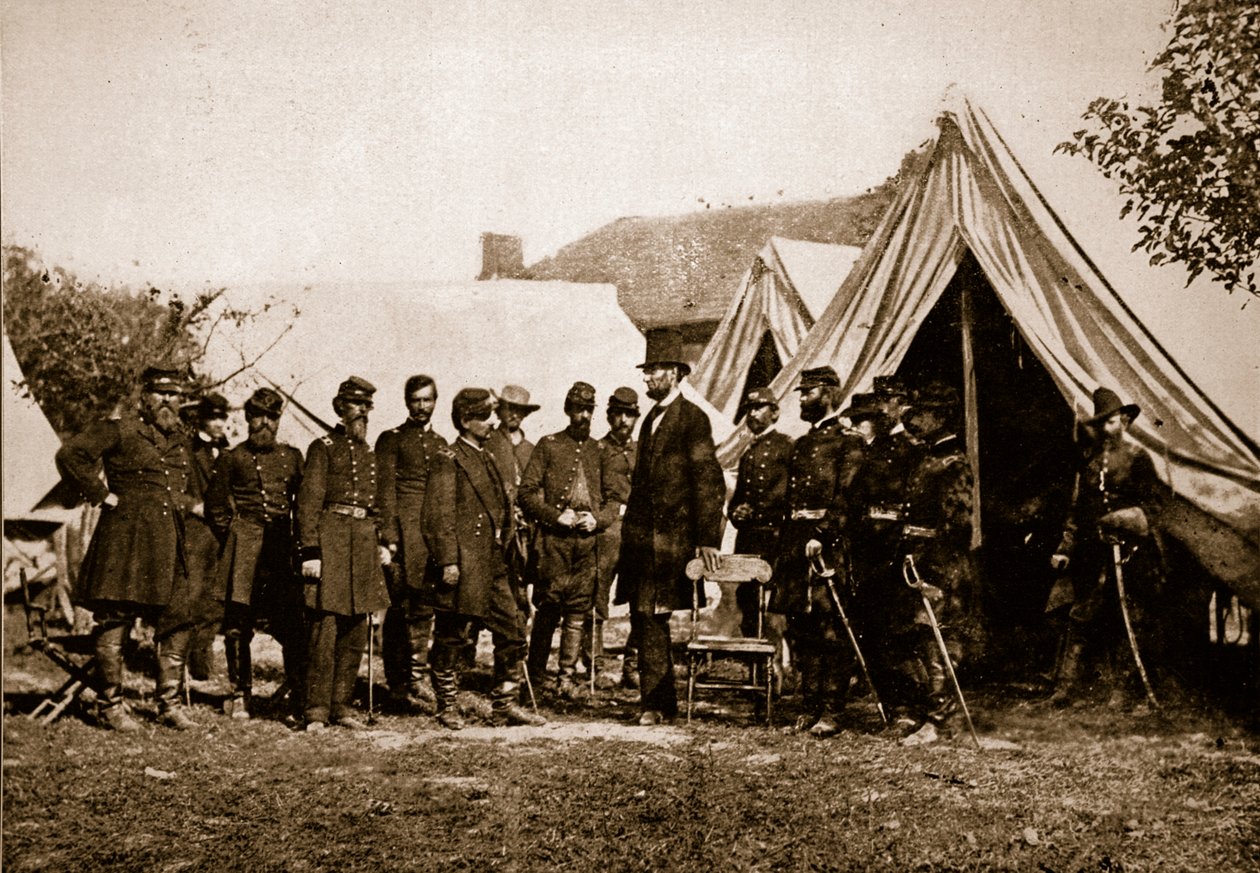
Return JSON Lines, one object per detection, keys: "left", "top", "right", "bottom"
{"left": 898, "top": 382, "right": 981, "bottom": 746}
{"left": 729, "top": 386, "right": 793, "bottom": 639}
{"left": 205, "top": 387, "right": 306, "bottom": 720}
{"left": 184, "top": 391, "right": 231, "bottom": 683}
{"left": 771, "top": 366, "right": 867, "bottom": 737}
{"left": 296, "top": 376, "right": 392, "bottom": 731}
{"left": 615, "top": 328, "right": 726, "bottom": 725}
{"left": 1048, "top": 386, "right": 1163, "bottom": 709}
{"left": 56, "top": 363, "right": 199, "bottom": 731}
{"left": 422, "top": 388, "right": 546, "bottom": 728}
{"left": 589, "top": 387, "right": 641, "bottom": 689}
{"left": 520, "top": 381, "right": 618, "bottom": 699}
{"left": 375, "top": 374, "right": 446, "bottom": 714}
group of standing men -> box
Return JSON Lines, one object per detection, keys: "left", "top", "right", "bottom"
{"left": 55, "top": 322, "right": 1162, "bottom": 741}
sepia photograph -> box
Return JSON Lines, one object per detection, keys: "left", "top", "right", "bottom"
{"left": 3, "top": 1, "right": 1258, "bottom": 869}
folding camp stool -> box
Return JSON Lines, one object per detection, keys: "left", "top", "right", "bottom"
{"left": 684, "top": 555, "right": 775, "bottom": 725}
{"left": 19, "top": 568, "right": 100, "bottom": 724}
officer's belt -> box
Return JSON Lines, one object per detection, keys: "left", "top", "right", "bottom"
{"left": 326, "top": 502, "right": 372, "bottom": 520}
{"left": 790, "top": 508, "right": 827, "bottom": 521}
{"left": 902, "top": 524, "right": 938, "bottom": 539}
{"left": 867, "top": 505, "right": 905, "bottom": 521}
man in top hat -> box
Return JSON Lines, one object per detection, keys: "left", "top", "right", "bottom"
{"left": 296, "top": 376, "right": 393, "bottom": 731}
{"left": 520, "top": 381, "right": 618, "bottom": 699}
{"left": 615, "top": 328, "right": 726, "bottom": 725}
{"left": 56, "top": 363, "right": 199, "bottom": 731}
{"left": 422, "top": 388, "right": 546, "bottom": 729}
{"left": 728, "top": 387, "right": 793, "bottom": 639}
{"left": 205, "top": 387, "right": 306, "bottom": 719}
{"left": 184, "top": 391, "right": 231, "bottom": 682}
{"left": 375, "top": 374, "right": 446, "bottom": 714}
{"left": 1048, "top": 387, "right": 1163, "bottom": 708}
{"left": 897, "top": 382, "right": 982, "bottom": 746}
{"left": 770, "top": 367, "right": 867, "bottom": 737}
{"left": 589, "top": 387, "right": 641, "bottom": 689}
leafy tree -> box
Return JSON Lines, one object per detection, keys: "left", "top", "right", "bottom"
{"left": 3, "top": 245, "right": 293, "bottom": 435}
{"left": 1057, "top": 0, "right": 1259, "bottom": 300}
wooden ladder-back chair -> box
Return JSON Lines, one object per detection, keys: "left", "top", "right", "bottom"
{"left": 684, "top": 554, "right": 775, "bottom": 724}
{"left": 19, "top": 568, "right": 100, "bottom": 724}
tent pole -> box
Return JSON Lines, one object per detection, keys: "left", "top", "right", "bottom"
{"left": 959, "top": 280, "right": 983, "bottom": 551}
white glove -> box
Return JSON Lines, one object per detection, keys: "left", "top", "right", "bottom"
{"left": 301, "top": 559, "right": 322, "bottom": 579}
{"left": 1049, "top": 553, "right": 1070, "bottom": 572}
{"left": 805, "top": 539, "right": 823, "bottom": 559}
{"left": 379, "top": 545, "right": 392, "bottom": 566}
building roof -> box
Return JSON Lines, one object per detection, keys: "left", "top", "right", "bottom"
{"left": 525, "top": 191, "right": 895, "bottom": 330}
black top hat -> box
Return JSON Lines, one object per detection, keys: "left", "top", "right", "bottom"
{"left": 335, "top": 376, "right": 377, "bottom": 404}
{"left": 244, "top": 387, "right": 284, "bottom": 419}
{"left": 565, "top": 381, "right": 597, "bottom": 409}
{"left": 841, "top": 392, "right": 883, "bottom": 421}
{"left": 795, "top": 365, "right": 841, "bottom": 391}
{"left": 1084, "top": 387, "right": 1140, "bottom": 426}
{"left": 638, "top": 327, "right": 691, "bottom": 376}
{"left": 607, "top": 386, "right": 641, "bottom": 416}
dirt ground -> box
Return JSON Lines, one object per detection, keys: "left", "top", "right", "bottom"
{"left": 4, "top": 620, "right": 1259, "bottom": 872}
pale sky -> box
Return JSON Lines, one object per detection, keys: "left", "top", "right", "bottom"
{"left": 3, "top": 0, "right": 1176, "bottom": 287}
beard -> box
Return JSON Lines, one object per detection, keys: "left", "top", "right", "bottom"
{"left": 567, "top": 420, "right": 591, "bottom": 442}
{"left": 152, "top": 404, "right": 182, "bottom": 434}
{"left": 410, "top": 410, "right": 431, "bottom": 427}
{"left": 345, "top": 415, "right": 369, "bottom": 442}
{"left": 249, "top": 422, "right": 278, "bottom": 448}
{"left": 799, "top": 397, "right": 824, "bottom": 423}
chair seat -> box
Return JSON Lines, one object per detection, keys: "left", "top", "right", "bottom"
{"left": 688, "top": 637, "right": 776, "bottom": 655}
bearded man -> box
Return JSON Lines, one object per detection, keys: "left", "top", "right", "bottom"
{"left": 56, "top": 364, "right": 199, "bottom": 731}
{"left": 296, "top": 376, "right": 393, "bottom": 731}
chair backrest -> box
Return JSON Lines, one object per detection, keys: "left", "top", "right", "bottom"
{"left": 19, "top": 568, "right": 49, "bottom": 648}
{"left": 685, "top": 554, "right": 773, "bottom": 639}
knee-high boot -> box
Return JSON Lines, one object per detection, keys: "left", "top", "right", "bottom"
{"left": 95, "top": 620, "right": 139, "bottom": 731}
{"left": 156, "top": 628, "right": 196, "bottom": 730}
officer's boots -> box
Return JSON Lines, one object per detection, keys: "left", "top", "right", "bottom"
{"left": 156, "top": 630, "right": 196, "bottom": 730}
{"left": 556, "top": 614, "right": 588, "bottom": 702}
{"left": 95, "top": 620, "right": 140, "bottom": 732}
{"left": 491, "top": 679, "right": 547, "bottom": 727}
{"left": 433, "top": 669, "right": 463, "bottom": 730}
{"left": 584, "top": 617, "right": 618, "bottom": 690}
{"left": 620, "top": 646, "right": 640, "bottom": 690}
{"left": 1050, "top": 638, "right": 1086, "bottom": 708}
{"left": 224, "top": 629, "right": 252, "bottom": 719}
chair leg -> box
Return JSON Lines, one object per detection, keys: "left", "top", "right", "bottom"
{"left": 41, "top": 680, "right": 85, "bottom": 725}
{"left": 765, "top": 658, "right": 774, "bottom": 726}
{"left": 686, "top": 656, "right": 695, "bottom": 724}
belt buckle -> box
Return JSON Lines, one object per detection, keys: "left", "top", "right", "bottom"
{"left": 869, "top": 507, "right": 900, "bottom": 521}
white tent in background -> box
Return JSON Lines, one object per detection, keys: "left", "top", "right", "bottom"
{"left": 689, "top": 237, "right": 861, "bottom": 423}
{"left": 3, "top": 334, "right": 69, "bottom": 523}
{"left": 716, "top": 92, "right": 1260, "bottom": 605}
{"left": 203, "top": 279, "right": 732, "bottom": 450}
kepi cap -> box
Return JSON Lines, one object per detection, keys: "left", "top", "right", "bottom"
{"left": 335, "top": 375, "right": 376, "bottom": 404}
{"left": 607, "top": 387, "right": 641, "bottom": 417}
{"left": 141, "top": 363, "right": 189, "bottom": 394}
{"left": 738, "top": 386, "right": 778, "bottom": 413}
{"left": 565, "top": 381, "right": 597, "bottom": 409}
{"left": 872, "top": 375, "right": 908, "bottom": 399}
{"left": 453, "top": 387, "right": 495, "bottom": 420}
{"left": 795, "top": 366, "right": 841, "bottom": 391}
{"left": 244, "top": 387, "right": 284, "bottom": 419}
{"left": 909, "top": 382, "right": 960, "bottom": 410}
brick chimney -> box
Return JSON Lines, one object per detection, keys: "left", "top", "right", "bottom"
{"left": 477, "top": 233, "right": 525, "bottom": 280}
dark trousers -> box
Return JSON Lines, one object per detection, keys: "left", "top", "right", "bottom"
{"left": 634, "top": 611, "right": 677, "bottom": 716}
{"left": 304, "top": 611, "right": 368, "bottom": 723}
{"left": 383, "top": 586, "right": 434, "bottom": 690}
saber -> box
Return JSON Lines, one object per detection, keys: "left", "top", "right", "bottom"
{"left": 810, "top": 554, "right": 887, "bottom": 725}
{"left": 902, "top": 555, "right": 981, "bottom": 750}
{"left": 366, "top": 611, "right": 376, "bottom": 725}
{"left": 1112, "top": 543, "right": 1159, "bottom": 709}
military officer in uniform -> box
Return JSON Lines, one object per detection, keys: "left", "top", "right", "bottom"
{"left": 520, "top": 382, "right": 618, "bottom": 699}
{"left": 185, "top": 392, "right": 230, "bottom": 682}
{"left": 376, "top": 374, "right": 446, "bottom": 713}
{"left": 205, "top": 387, "right": 305, "bottom": 720}
{"left": 296, "top": 376, "right": 392, "bottom": 731}
{"left": 771, "top": 367, "right": 867, "bottom": 737}
{"left": 423, "top": 388, "right": 547, "bottom": 729}
{"left": 1048, "top": 387, "right": 1164, "bottom": 708}
{"left": 587, "top": 387, "right": 640, "bottom": 689}
{"left": 728, "top": 387, "right": 793, "bottom": 638}
{"left": 56, "top": 364, "right": 199, "bottom": 731}
{"left": 898, "top": 383, "right": 981, "bottom": 746}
